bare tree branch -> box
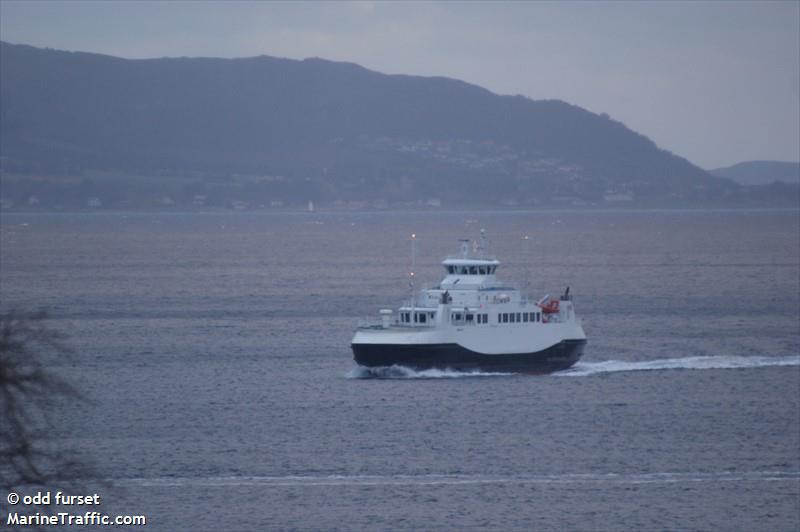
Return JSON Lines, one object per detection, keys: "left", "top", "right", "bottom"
{"left": 0, "top": 310, "right": 88, "bottom": 525}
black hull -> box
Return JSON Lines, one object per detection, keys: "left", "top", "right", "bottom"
{"left": 352, "top": 339, "right": 586, "bottom": 374}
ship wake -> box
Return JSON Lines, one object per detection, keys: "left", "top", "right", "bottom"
{"left": 348, "top": 365, "right": 515, "bottom": 379}
{"left": 556, "top": 355, "right": 800, "bottom": 377}
{"left": 348, "top": 355, "right": 800, "bottom": 379}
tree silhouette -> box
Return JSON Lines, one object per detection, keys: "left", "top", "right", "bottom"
{"left": 0, "top": 311, "right": 86, "bottom": 521}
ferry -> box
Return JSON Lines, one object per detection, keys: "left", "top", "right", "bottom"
{"left": 351, "top": 232, "right": 587, "bottom": 373}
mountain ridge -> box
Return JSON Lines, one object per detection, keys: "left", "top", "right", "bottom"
{"left": 1, "top": 41, "right": 791, "bottom": 210}
{"left": 709, "top": 161, "right": 799, "bottom": 186}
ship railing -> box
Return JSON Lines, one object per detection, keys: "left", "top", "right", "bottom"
{"left": 444, "top": 254, "right": 497, "bottom": 261}
{"left": 357, "top": 318, "right": 386, "bottom": 329}
{"left": 356, "top": 318, "right": 435, "bottom": 329}
{"left": 356, "top": 318, "right": 436, "bottom": 329}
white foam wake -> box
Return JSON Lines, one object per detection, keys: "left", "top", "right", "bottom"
{"left": 347, "top": 365, "right": 514, "bottom": 379}
{"left": 115, "top": 470, "right": 800, "bottom": 488}
{"left": 557, "top": 355, "right": 800, "bottom": 377}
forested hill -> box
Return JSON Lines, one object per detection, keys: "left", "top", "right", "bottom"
{"left": 1, "top": 41, "right": 784, "bottom": 209}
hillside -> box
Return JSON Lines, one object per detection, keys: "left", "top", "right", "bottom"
{"left": 0, "top": 41, "right": 774, "bottom": 210}
{"left": 710, "top": 161, "right": 800, "bottom": 186}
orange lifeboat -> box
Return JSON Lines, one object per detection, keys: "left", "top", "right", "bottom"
{"left": 540, "top": 299, "right": 560, "bottom": 314}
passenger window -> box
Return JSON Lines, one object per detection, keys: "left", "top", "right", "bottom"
{"left": 523, "top": 313, "right": 529, "bottom": 323}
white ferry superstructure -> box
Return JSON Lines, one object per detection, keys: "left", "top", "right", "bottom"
{"left": 351, "top": 234, "right": 587, "bottom": 373}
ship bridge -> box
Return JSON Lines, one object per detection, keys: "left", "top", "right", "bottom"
{"left": 439, "top": 238, "right": 501, "bottom": 290}
{"left": 440, "top": 257, "right": 501, "bottom": 289}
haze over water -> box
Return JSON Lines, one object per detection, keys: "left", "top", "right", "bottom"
{"left": 1, "top": 209, "right": 798, "bottom": 530}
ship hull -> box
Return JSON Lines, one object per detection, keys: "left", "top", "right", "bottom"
{"left": 352, "top": 338, "right": 586, "bottom": 374}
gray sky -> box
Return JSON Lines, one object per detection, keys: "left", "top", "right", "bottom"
{"left": 1, "top": 0, "right": 798, "bottom": 169}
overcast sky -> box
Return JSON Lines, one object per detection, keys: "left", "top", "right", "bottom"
{"left": 1, "top": 0, "right": 798, "bottom": 169}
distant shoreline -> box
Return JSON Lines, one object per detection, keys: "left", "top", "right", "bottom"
{"left": 2, "top": 206, "right": 799, "bottom": 217}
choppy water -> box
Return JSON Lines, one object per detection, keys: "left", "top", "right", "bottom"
{"left": 1, "top": 209, "right": 798, "bottom": 531}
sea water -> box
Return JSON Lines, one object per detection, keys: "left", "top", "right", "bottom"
{"left": 1, "top": 209, "right": 798, "bottom": 531}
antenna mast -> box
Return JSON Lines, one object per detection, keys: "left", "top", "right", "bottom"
{"left": 410, "top": 233, "right": 416, "bottom": 320}
{"left": 523, "top": 235, "right": 530, "bottom": 302}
